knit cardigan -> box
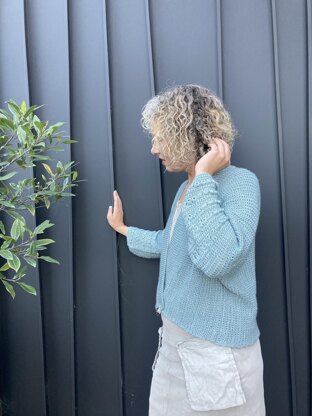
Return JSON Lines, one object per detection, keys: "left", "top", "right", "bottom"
{"left": 126, "top": 165, "right": 261, "bottom": 347}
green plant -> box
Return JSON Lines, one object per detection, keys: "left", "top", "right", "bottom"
{"left": 0, "top": 99, "right": 81, "bottom": 299}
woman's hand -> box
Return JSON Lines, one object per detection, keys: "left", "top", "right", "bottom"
{"left": 195, "top": 138, "right": 231, "bottom": 176}
{"left": 107, "top": 190, "right": 127, "bottom": 235}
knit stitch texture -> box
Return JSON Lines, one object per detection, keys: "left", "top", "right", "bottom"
{"left": 126, "top": 165, "right": 261, "bottom": 347}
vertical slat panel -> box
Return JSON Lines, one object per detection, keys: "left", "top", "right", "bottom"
{"left": 307, "top": 0, "right": 312, "bottom": 414}
{"left": 273, "top": 0, "right": 310, "bottom": 414}
{"left": 69, "top": 0, "right": 123, "bottom": 414}
{"left": 270, "top": 0, "right": 297, "bottom": 414}
{"left": 270, "top": 0, "right": 297, "bottom": 415}
{"left": 24, "top": 0, "right": 76, "bottom": 414}
{"left": 0, "top": 1, "right": 47, "bottom": 415}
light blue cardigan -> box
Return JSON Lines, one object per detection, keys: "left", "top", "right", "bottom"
{"left": 126, "top": 165, "right": 261, "bottom": 347}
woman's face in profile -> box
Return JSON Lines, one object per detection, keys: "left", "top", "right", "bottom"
{"left": 150, "top": 136, "right": 195, "bottom": 174}
{"left": 150, "top": 136, "right": 181, "bottom": 172}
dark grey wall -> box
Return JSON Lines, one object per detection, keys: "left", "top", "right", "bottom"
{"left": 0, "top": 0, "right": 311, "bottom": 415}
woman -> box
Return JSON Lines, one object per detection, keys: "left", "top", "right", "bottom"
{"left": 107, "top": 84, "right": 266, "bottom": 415}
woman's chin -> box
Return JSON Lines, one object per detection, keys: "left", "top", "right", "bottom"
{"left": 161, "top": 159, "right": 185, "bottom": 172}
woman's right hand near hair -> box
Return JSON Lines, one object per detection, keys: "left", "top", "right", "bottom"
{"left": 107, "top": 190, "right": 128, "bottom": 236}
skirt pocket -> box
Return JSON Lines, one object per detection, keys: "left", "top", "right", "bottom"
{"left": 152, "top": 326, "right": 163, "bottom": 371}
{"left": 176, "top": 337, "right": 246, "bottom": 411}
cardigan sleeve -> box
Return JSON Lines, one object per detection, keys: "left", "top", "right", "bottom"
{"left": 126, "top": 227, "right": 164, "bottom": 259}
{"left": 125, "top": 180, "right": 187, "bottom": 259}
{"left": 181, "top": 170, "right": 261, "bottom": 279}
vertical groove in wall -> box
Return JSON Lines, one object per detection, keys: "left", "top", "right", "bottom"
{"left": 270, "top": 1, "right": 297, "bottom": 415}
{"left": 216, "top": 0, "right": 223, "bottom": 100}
{"left": 22, "top": 0, "right": 48, "bottom": 414}
{"left": 144, "top": 0, "right": 165, "bottom": 228}
{"left": 102, "top": 1, "right": 124, "bottom": 415}
{"left": 307, "top": 0, "right": 312, "bottom": 413}
{"left": 65, "top": 0, "right": 77, "bottom": 414}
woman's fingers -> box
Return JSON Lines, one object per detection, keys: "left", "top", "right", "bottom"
{"left": 215, "top": 138, "right": 226, "bottom": 159}
{"left": 213, "top": 138, "right": 230, "bottom": 162}
{"left": 107, "top": 190, "right": 124, "bottom": 231}
{"left": 113, "top": 191, "right": 117, "bottom": 212}
{"left": 219, "top": 138, "right": 230, "bottom": 162}
{"left": 207, "top": 140, "right": 222, "bottom": 159}
{"left": 114, "top": 190, "right": 122, "bottom": 212}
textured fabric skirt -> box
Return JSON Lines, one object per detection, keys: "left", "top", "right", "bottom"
{"left": 149, "top": 313, "right": 266, "bottom": 415}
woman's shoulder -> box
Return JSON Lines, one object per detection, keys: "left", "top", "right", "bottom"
{"left": 219, "top": 164, "right": 259, "bottom": 183}
{"left": 217, "top": 165, "right": 261, "bottom": 197}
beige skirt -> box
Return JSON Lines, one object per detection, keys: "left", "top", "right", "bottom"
{"left": 149, "top": 313, "right": 266, "bottom": 415}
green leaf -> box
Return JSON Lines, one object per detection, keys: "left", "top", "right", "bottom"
{"left": 6, "top": 210, "right": 26, "bottom": 224}
{"left": 8, "top": 253, "right": 21, "bottom": 272}
{"left": 49, "top": 147, "right": 64, "bottom": 151}
{"left": 17, "top": 125, "right": 27, "bottom": 144}
{"left": 0, "top": 262, "right": 10, "bottom": 271}
{"left": 0, "top": 171, "right": 19, "bottom": 180}
{"left": 0, "top": 117, "right": 14, "bottom": 130}
{"left": 21, "top": 101, "right": 27, "bottom": 115}
{"left": 29, "top": 241, "right": 37, "bottom": 256}
{"left": 62, "top": 140, "right": 78, "bottom": 144}
{"left": 44, "top": 198, "right": 51, "bottom": 209}
{"left": 33, "top": 220, "right": 54, "bottom": 235}
{"left": 0, "top": 200, "right": 16, "bottom": 208}
{"left": 24, "top": 256, "right": 37, "bottom": 267}
{"left": 10, "top": 219, "right": 24, "bottom": 241}
{"left": 32, "top": 155, "right": 52, "bottom": 161}
{"left": 1, "top": 240, "right": 11, "bottom": 250}
{"left": 56, "top": 160, "right": 63, "bottom": 168}
{"left": 16, "top": 282, "right": 37, "bottom": 296}
{"left": 38, "top": 255, "right": 60, "bottom": 264}
{"left": 0, "top": 249, "right": 13, "bottom": 260}
{"left": 0, "top": 109, "right": 12, "bottom": 118}
{"left": 25, "top": 205, "right": 35, "bottom": 216}
{"left": 42, "top": 163, "right": 53, "bottom": 176}
{"left": 2, "top": 280, "right": 15, "bottom": 299}
{"left": 15, "top": 265, "right": 27, "bottom": 278}
{"left": 33, "top": 115, "right": 43, "bottom": 133}
{"left": 51, "top": 122, "right": 65, "bottom": 130}
{"left": 24, "top": 104, "right": 45, "bottom": 118}
{"left": 35, "top": 238, "right": 55, "bottom": 246}
{"left": 0, "top": 220, "right": 5, "bottom": 234}
{"left": 7, "top": 101, "right": 20, "bottom": 116}
{"left": 0, "top": 235, "right": 14, "bottom": 243}
{"left": 21, "top": 125, "right": 34, "bottom": 138}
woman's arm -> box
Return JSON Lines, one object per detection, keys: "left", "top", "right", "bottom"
{"left": 182, "top": 170, "right": 261, "bottom": 279}
{"left": 115, "top": 224, "right": 164, "bottom": 259}
{"left": 108, "top": 181, "right": 186, "bottom": 259}
{"left": 125, "top": 226, "right": 164, "bottom": 259}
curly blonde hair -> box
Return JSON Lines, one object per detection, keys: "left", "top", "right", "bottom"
{"left": 140, "top": 84, "right": 238, "bottom": 169}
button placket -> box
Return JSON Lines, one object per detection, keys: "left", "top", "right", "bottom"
{"left": 160, "top": 181, "right": 188, "bottom": 308}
